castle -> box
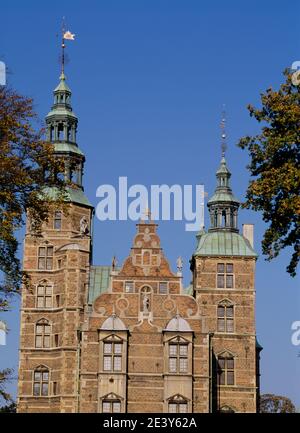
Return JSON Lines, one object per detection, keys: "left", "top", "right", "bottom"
{"left": 17, "top": 70, "right": 261, "bottom": 413}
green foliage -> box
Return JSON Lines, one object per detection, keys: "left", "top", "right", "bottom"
{"left": 260, "top": 393, "right": 296, "bottom": 413}
{"left": 238, "top": 69, "right": 300, "bottom": 276}
{"left": 0, "top": 86, "right": 68, "bottom": 310}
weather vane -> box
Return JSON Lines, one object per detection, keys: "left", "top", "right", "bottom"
{"left": 220, "top": 104, "right": 227, "bottom": 157}
{"left": 59, "top": 17, "right": 75, "bottom": 75}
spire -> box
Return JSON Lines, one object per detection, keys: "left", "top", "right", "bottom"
{"left": 207, "top": 110, "right": 240, "bottom": 233}
{"left": 45, "top": 25, "right": 85, "bottom": 190}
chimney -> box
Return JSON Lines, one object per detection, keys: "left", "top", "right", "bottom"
{"left": 243, "top": 224, "right": 254, "bottom": 247}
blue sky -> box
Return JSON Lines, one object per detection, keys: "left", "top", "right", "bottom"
{"left": 0, "top": 0, "right": 299, "bottom": 408}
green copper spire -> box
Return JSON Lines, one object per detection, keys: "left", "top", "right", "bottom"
{"left": 44, "top": 70, "right": 92, "bottom": 208}
{"left": 45, "top": 72, "right": 85, "bottom": 188}
{"left": 192, "top": 110, "right": 257, "bottom": 259}
{"left": 207, "top": 156, "right": 240, "bottom": 233}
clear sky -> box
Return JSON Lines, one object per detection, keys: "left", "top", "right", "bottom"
{"left": 0, "top": 0, "right": 299, "bottom": 409}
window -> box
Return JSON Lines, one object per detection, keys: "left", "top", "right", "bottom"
{"left": 220, "top": 405, "right": 235, "bottom": 413}
{"left": 217, "top": 263, "right": 234, "bottom": 288}
{"left": 38, "top": 246, "right": 53, "bottom": 270}
{"left": 125, "top": 281, "right": 134, "bottom": 293}
{"left": 103, "top": 341, "right": 122, "bottom": 372}
{"left": 35, "top": 320, "right": 51, "bottom": 348}
{"left": 218, "top": 356, "right": 235, "bottom": 386}
{"left": 102, "top": 400, "right": 121, "bottom": 413}
{"left": 54, "top": 334, "right": 59, "bottom": 347}
{"left": 159, "top": 282, "right": 168, "bottom": 294}
{"left": 53, "top": 382, "right": 57, "bottom": 395}
{"left": 169, "top": 343, "right": 188, "bottom": 373}
{"left": 168, "top": 395, "right": 188, "bottom": 413}
{"left": 36, "top": 284, "right": 52, "bottom": 308}
{"left": 217, "top": 303, "right": 234, "bottom": 333}
{"left": 33, "top": 367, "right": 49, "bottom": 396}
{"left": 54, "top": 211, "right": 62, "bottom": 230}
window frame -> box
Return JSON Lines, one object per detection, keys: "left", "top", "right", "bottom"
{"left": 33, "top": 366, "right": 50, "bottom": 397}
{"left": 102, "top": 339, "right": 123, "bottom": 372}
{"left": 217, "top": 263, "right": 234, "bottom": 289}
{"left": 124, "top": 281, "right": 134, "bottom": 293}
{"left": 36, "top": 283, "right": 53, "bottom": 309}
{"left": 53, "top": 211, "right": 62, "bottom": 230}
{"left": 38, "top": 246, "right": 54, "bottom": 270}
{"left": 159, "top": 282, "right": 168, "bottom": 294}
{"left": 35, "top": 320, "right": 51, "bottom": 349}
{"left": 168, "top": 342, "right": 188, "bottom": 374}
{"left": 217, "top": 302, "right": 234, "bottom": 333}
{"left": 218, "top": 355, "right": 235, "bottom": 386}
{"left": 168, "top": 395, "right": 188, "bottom": 413}
{"left": 102, "top": 399, "right": 121, "bottom": 413}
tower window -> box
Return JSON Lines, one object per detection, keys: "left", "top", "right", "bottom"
{"left": 54, "top": 211, "right": 62, "bottom": 230}
{"left": 159, "top": 282, "right": 168, "bottom": 294}
{"left": 125, "top": 281, "right": 134, "bottom": 293}
{"left": 103, "top": 340, "right": 122, "bottom": 372}
{"left": 217, "top": 303, "right": 234, "bottom": 333}
{"left": 218, "top": 356, "right": 235, "bottom": 386}
{"left": 222, "top": 210, "right": 227, "bottom": 227}
{"left": 33, "top": 367, "right": 49, "bottom": 396}
{"left": 38, "top": 246, "right": 53, "bottom": 270}
{"left": 35, "top": 320, "right": 51, "bottom": 348}
{"left": 217, "top": 263, "right": 234, "bottom": 288}
{"left": 36, "top": 284, "right": 52, "bottom": 308}
{"left": 169, "top": 343, "right": 188, "bottom": 373}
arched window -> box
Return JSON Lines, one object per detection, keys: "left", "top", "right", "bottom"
{"left": 36, "top": 282, "right": 52, "bottom": 308}
{"left": 101, "top": 393, "right": 122, "bottom": 413}
{"left": 35, "top": 319, "right": 51, "bottom": 348}
{"left": 168, "top": 394, "right": 188, "bottom": 413}
{"left": 220, "top": 405, "right": 235, "bottom": 413}
{"left": 217, "top": 301, "right": 234, "bottom": 333}
{"left": 103, "top": 336, "right": 123, "bottom": 372}
{"left": 38, "top": 246, "right": 53, "bottom": 270}
{"left": 218, "top": 353, "right": 235, "bottom": 386}
{"left": 33, "top": 365, "right": 49, "bottom": 396}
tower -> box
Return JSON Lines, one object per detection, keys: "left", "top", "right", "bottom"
{"left": 190, "top": 149, "right": 260, "bottom": 412}
{"left": 17, "top": 69, "right": 94, "bottom": 412}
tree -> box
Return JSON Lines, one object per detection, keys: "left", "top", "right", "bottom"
{"left": 260, "top": 393, "right": 296, "bottom": 413}
{"left": 0, "top": 368, "right": 13, "bottom": 404}
{"left": 0, "top": 401, "right": 17, "bottom": 413}
{"left": 0, "top": 85, "right": 68, "bottom": 405}
{"left": 238, "top": 70, "right": 300, "bottom": 277}
{"left": 0, "top": 85, "right": 67, "bottom": 310}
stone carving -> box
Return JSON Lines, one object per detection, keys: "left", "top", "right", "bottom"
{"left": 176, "top": 256, "right": 183, "bottom": 272}
{"left": 142, "top": 294, "right": 150, "bottom": 313}
{"left": 112, "top": 255, "right": 117, "bottom": 271}
{"left": 80, "top": 217, "right": 89, "bottom": 235}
